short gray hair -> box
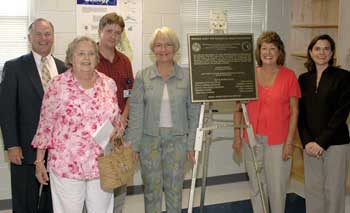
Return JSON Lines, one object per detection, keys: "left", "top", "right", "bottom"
{"left": 65, "top": 36, "right": 99, "bottom": 68}
{"left": 28, "top": 18, "right": 54, "bottom": 34}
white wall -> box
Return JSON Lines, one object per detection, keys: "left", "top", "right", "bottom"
{"left": 266, "top": 0, "right": 290, "bottom": 47}
{"left": 0, "top": 0, "right": 290, "bottom": 200}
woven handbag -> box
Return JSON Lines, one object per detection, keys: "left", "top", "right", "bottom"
{"left": 98, "top": 134, "right": 134, "bottom": 191}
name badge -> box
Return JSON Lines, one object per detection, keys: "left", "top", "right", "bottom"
{"left": 123, "top": 89, "right": 131, "bottom": 98}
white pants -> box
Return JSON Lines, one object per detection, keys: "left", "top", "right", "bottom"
{"left": 243, "top": 135, "right": 292, "bottom": 213}
{"left": 304, "top": 144, "right": 348, "bottom": 213}
{"left": 50, "top": 172, "right": 114, "bottom": 213}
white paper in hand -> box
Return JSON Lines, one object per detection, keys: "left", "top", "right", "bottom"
{"left": 92, "top": 120, "right": 114, "bottom": 155}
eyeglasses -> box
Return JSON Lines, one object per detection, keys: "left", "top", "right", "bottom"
{"left": 154, "top": 43, "right": 173, "bottom": 49}
{"left": 76, "top": 51, "right": 96, "bottom": 58}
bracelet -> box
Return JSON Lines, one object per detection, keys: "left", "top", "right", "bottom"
{"left": 34, "top": 159, "right": 45, "bottom": 165}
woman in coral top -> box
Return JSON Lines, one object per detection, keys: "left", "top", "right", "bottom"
{"left": 32, "top": 36, "right": 124, "bottom": 213}
{"left": 233, "top": 31, "right": 301, "bottom": 213}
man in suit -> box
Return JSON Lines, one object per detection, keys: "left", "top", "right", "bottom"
{"left": 0, "top": 18, "right": 66, "bottom": 213}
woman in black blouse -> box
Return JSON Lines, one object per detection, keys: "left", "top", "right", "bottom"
{"left": 298, "top": 34, "right": 350, "bottom": 213}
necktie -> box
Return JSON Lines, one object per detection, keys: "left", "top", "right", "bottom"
{"left": 41, "top": 56, "right": 51, "bottom": 91}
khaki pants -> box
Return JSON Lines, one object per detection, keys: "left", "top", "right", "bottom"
{"left": 304, "top": 144, "right": 348, "bottom": 213}
{"left": 243, "top": 135, "right": 291, "bottom": 213}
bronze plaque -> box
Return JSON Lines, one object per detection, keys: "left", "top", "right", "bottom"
{"left": 188, "top": 34, "right": 257, "bottom": 102}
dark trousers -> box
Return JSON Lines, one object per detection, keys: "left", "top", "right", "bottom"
{"left": 10, "top": 164, "right": 53, "bottom": 213}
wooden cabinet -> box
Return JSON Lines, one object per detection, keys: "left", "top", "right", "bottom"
{"left": 337, "top": 0, "right": 350, "bottom": 70}
{"left": 287, "top": 0, "right": 350, "bottom": 182}
{"left": 288, "top": 0, "right": 350, "bottom": 183}
{"left": 291, "top": 133, "right": 304, "bottom": 182}
{"left": 288, "top": 0, "right": 340, "bottom": 76}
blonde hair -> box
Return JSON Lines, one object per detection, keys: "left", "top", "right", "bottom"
{"left": 149, "top": 27, "right": 180, "bottom": 53}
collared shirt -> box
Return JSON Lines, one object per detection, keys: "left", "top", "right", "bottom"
{"left": 243, "top": 66, "right": 301, "bottom": 145}
{"left": 126, "top": 63, "right": 200, "bottom": 151}
{"left": 96, "top": 49, "right": 134, "bottom": 112}
{"left": 32, "top": 50, "right": 58, "bottom": 79}
{"left": 32, "top": 70, "right": 123, "bottom": 180}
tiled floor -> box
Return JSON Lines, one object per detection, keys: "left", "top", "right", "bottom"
{"left": 124, "top": 179, "right": 303, "bottom": 212}
{"left": 1, "top": 179, "right": 349, "bottom": 213}
{"left": 126, "top": 179, "right": 350, "bottom": 213}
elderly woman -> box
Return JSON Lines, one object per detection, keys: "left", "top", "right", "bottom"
{"left": 126, "top": 27, "right": 200, "bottom": 213}
{"left": 32, "top": 36, "right": 124, "bottom": 213}
{"left": 233, "top": 31, "right": 301, "bottom": 213}
{"left": 298, "top": 34, "right": 350, "bottom": 213}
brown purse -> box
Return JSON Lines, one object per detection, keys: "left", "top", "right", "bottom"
{"left": 98, "top": 134, "right": 134, "bottom": 191}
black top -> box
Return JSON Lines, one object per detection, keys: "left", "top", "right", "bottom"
{"left": 298, "top": 66, "right": 350, "bottom": 150}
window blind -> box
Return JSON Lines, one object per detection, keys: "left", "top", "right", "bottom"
{"left": 0, "top": 0, "right": 29, "bottom": 76}
{"left": 180, "top": 0, "right": 267, "bottom": 66}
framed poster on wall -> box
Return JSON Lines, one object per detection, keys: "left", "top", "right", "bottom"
{"left": 76, "top": 0, "right": 142, "bottom": 74}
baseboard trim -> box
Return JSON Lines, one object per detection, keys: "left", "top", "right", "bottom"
{"left": 127, "top": 172, "right": 248, "bottom": 195}
{"left": 0, "top": 172, "right": 248, "bottom": 210}
{"left": 0, "top": 199, "right": 11, "bottom": 211}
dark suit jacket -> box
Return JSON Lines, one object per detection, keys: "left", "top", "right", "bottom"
{"left": 298, "top": 66, "right": 350, "bottom": 150}
{"left": 0, "top": 52, "right": 66, "bottom": 164}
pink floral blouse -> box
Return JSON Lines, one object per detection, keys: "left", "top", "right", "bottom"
{"left": 32, "top": 69, "right": 123, "bottom": 180}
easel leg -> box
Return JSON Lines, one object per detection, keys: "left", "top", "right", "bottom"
{"left": 241, "top": 103, "right": 268, "bottom": 213}
{"left": 187, "top": 150, "right": 200, "bottom": 213}
{"left": 249, "top": 145, "right": 268, "bottom": 213}
{"left": 199, "top": 103, "right": 213, "bottom": 213}
{"left": 199, "top": 131, "right": 211, "bottom": 213}
{"left": 187, "top": 103, "right": 206, "bottom": 213}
